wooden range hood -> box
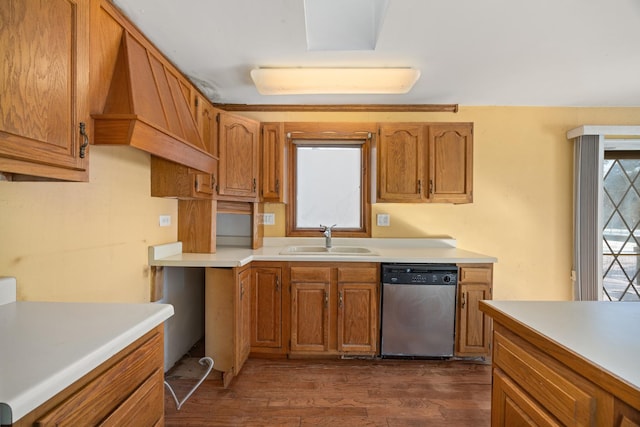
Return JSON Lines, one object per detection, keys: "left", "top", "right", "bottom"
{"left": 92, "top": 31, "right": 216, "bottom": 173}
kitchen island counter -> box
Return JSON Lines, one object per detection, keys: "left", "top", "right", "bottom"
{"left": 0, "top": 295, "right": 174, "bottom": 424}
{"left": 480, "top": 300, "right": 640, "bottom": 424}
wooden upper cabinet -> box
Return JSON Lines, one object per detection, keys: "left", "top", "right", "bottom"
{"left": 150, "top": 94, "right": 221, "bottom": 200}
{"left": 150, "top": 156, "right": 217, "bottom": 199}
{"left": 218, "top": 112, "right": 260, "bottom": 201}
{"left": 378, "top": 124, "right": 425, "bottom": 202}
{"left": 377, "top": 122, "right": 473, "bottom": 204}
{"left": 261, "top": 122, "right": 286, "bottom": 202}
{"left": 428, "top": 123, "right": 473, "bottom": 203}
{"left": 0, "top": 0, "right": 89, "bottom": 181}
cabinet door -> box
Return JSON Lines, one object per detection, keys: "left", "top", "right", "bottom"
{"left": 198, "top": 100, "right": 221, "bottom": 195}
{"left": 0, "top": 0, "right": 89, "bottom": 180}
{"left": 290, "top": 282, "right": 330, "bottom": 353}
{"left": 218, "top": 112, "right": 260, "bottom": 201}
{"left": 261, "top": 123, "right": 285, "bottom": 202}
{"left": 251, "top": 267, "right": 282, "bottom": 349}
{"left": 337, "top": 283, "right": 378, "bottom": 354}
{"left": 457, "top": 282, "right": 492, "bottom": 356}
{"left": 235, "top": 267, "right": 252, "bottom": 374}
{"left": 378, "top": 124, "right": 425, "bottom": 202}
{"left": 427, "top": 123, "right": 473, "bottom": 203}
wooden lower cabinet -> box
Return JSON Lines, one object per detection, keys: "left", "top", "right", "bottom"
{"left": 14, "top": 327, "right": 164, "bottom": 426}
{"left": 456, "top": 264, "right": 493, "bottom": 357}
{"left": 289, "top": 263, "right": 379, "bottom": 357}
{"left": 250, "top": 263, "right": 285, "bottom": 354}
{"left": 490, "top": 325, "right": 640, "bottom": 427}
{"left": 205, "top": 266, "right": 251, "bottom": 388}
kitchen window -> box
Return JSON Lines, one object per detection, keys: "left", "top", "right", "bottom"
{"left": 285, "top": 124, "right": 373, "bottom": 237}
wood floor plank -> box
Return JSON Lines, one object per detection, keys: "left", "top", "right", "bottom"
{"left": 165, "top": 357, "right": 492, "bottom": 426}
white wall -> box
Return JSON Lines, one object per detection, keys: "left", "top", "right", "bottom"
{"left": 160, "top": 267, "right": 205, "bottom": 371}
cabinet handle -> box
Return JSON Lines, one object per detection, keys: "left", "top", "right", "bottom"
{"left": 429, "top": 179, "right": 434, "bottom": 194}
{"left": 240, "top": 283, "right": 244, "bottom": 300}
{"left": 417, "top": 179, "right": 422, "bottom": 193}
{"left": 324, "top": 290, "right": 328, "bottom": 308}
{"left": 253, "top": 178, "right": 257, "bottom": 192}
{"left": 461, "top": 292, "right": 466, "bottom": 308}
{"left": 194, "top": 176, "right": 200, "bottom": 192}
{"left": 275, "top": 179, "right": 280, "bottom": 194}
{"left": 79, "top": 122, "right": 89, "bottom": 159}
{"left": 275, "top": 276, "right": 280, "bottom": 292}
{"left": 211, "top": 174, "right": 216, "bottom": 189}
{"left": 338, "top": 291, "right": 343, "bottom": 309}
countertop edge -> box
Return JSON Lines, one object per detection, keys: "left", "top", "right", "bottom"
{"left": 148, "top": 241, "right": 497, "bottom": 267}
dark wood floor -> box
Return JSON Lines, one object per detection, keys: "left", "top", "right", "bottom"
{"left": 164, "top": 357, "right": 492, "bottom": 426}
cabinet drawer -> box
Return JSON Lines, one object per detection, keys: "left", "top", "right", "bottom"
{"left": 493, "top": 329, "right": 596, "bottom": 426}
{"left": 36, "top": 331, "right": 163, "bottom": 426}
{"left": 459, "top": 267, "right": 492, "bottom": 283}
{"left": 338, "top": 266, "right": 378, "bottom": 283}
{"left": 290, "top": 267, "right": 331, "bottom": 282}
{"left": 493, "top": 368, "right": 562, "bottom": 426}
{"left": 99, "top": 368, "right": 164, "bottom": 426}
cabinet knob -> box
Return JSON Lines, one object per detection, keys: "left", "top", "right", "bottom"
{"left": 324, "top": 290, "right": 329, "bottom": 308}
{"left": 79, "top": 122, "right": 89, "bottom": 159}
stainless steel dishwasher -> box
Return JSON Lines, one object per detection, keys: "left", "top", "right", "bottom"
{"left": 380, "top": 264, "right": 458, "bottom": 358}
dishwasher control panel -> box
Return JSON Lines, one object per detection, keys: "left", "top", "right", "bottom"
{"left": 382, "top": 264, "right": 458, "bottom": 285}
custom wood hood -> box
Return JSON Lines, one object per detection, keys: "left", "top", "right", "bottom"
{"left": 92, "top": 31, "right": 216, "bottom": 173}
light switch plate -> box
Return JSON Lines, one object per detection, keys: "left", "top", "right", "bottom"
{"left": 377, "top": 213, "right": 390, "bottom": 226}
{"left": 159, "top": 215, "right": 171, "bottom": 227}
{"left": 263, "top": 213, "right": 276, "bottom": 225}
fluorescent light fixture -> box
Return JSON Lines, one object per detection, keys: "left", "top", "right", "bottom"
{"left": 250, "top": 68, "right": 420, "bottom": 95}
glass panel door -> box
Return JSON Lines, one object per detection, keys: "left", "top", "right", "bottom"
{"left": 602, "top": 155, "right": 640, "bottom": 301}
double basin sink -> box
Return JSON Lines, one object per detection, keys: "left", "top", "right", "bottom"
{"left": 280, "top": 246, "right": 378, "bottom": 256}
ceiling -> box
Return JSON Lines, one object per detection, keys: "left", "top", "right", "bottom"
{"left": 111, "top": 0, "right": 640, "bottom": 107}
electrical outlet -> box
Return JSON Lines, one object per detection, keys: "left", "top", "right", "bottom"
{"left": 159, "top": 215, "right": 171, "bottom": 227}
{"left": 263, "top": 213, "right": 276, "bottom": 225}
{"left": 377, "top": 213, "right": 390, "bottom": 227}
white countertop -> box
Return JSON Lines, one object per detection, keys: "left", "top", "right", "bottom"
{"left": 149, "top": 237, "right": 497, "bottom": 267}
{"left": 481, "top": 300, "right": 640, "bottom": 391}
{"left": 0, "top": 300, "right": 174, "bottom": 424}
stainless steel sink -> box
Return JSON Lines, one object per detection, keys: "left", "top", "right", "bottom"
{"left": 279, "top": 246, "right": 377, "bottom": 256}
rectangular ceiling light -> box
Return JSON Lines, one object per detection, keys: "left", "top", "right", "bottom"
{"left": 250, "top": 68, "right": 420, "bottom": 95}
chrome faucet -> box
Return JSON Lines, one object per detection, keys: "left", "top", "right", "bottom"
{"left": 320, "top": 224, "right": 337, "bottom": 248}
